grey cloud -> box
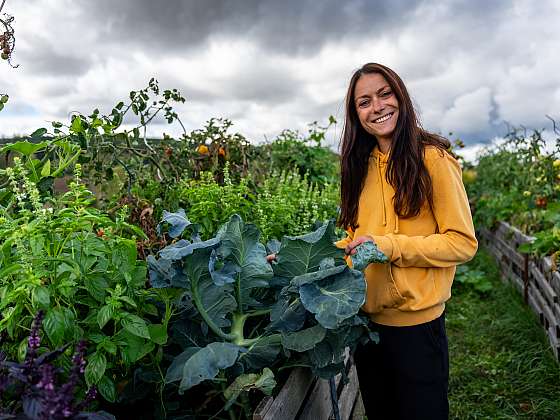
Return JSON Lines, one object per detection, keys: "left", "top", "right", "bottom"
{"left": 17, "top": 37, "right": 92, "bottom": 77}
{"left": 83, "top": 0, "right": 418, "bottom": 55}
{"left": 226, "top": 64, "right": 300, "bottom": 103}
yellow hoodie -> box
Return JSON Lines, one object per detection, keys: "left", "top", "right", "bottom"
{"left": 336, "top": 144, "right": 478, "bottom": 327}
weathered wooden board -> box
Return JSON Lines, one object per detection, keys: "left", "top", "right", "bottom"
{"left": 528, "top": 293, "right": 541, "bottom": 317}
{"left": 254, "top": 367, "right": 315, "bottom": 420}
{"left": 338, "top": 362, "right": 360, "bottom": 420}
{"left": 494, "top": 236, "right": 525, "bottom": 268}
{"left": 299, "top": 375, "right": 341, "bottom": 420}
{"left": 254, "top": 351, "right": 361, "bottom": 420}
{"left": 531, "top": 284, "right": 556, "bottom": 332}
{"left": 551, "top": 272, "right": 560, "bottom": 297}
{"left": 548, "top": 326, "right": 560, "bottom": 362}
{"left": 481, "top": 222, "right": 560, "bottom": 365}
{"left": 351, "top": 392, "right": 366, "bottom": 420}
{"left": 531, "top": 263, "right": 558, "bottom": 305}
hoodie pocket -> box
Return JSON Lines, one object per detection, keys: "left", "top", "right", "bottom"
{"left": 387, "top": 263, "right": 406, "bottom": 307}
{"left": 389, "top": 264, "right": 449, "bottom": 311}
{"left": 362, "top": 263, "right": 406, "bottom": 314}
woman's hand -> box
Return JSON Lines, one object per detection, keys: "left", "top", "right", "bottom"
{"left": 266, "top": 253, "right": 277, "bottom": 263}
{"left": 345, "top": 235, "right": 375, "bottom": 256}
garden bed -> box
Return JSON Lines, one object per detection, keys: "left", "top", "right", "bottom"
{"left": 479, "top": 221, "right": 560, "bottom": 361}
{"left": 253, "top": 350, "right": 364, "bottom": 420}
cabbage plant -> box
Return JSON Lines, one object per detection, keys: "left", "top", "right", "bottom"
{"left": 147, "top": 211, "right": 386, "bottom": 411}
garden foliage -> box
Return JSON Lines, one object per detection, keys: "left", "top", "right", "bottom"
{"left": 144, "top": 211, "right": 386, "bottom": 417}
{"left": 467, "top": 126, "right": 560, "bottom": 261}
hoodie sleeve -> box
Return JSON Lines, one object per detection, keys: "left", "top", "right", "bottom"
{"left": 371, "top": 152, "right": 478, "bottom": 268}
{"left": 334, "top": 226, "right": 354, "bottom": 249}
{"left": 334, "top": 226, "right": 355, "bottom": 267}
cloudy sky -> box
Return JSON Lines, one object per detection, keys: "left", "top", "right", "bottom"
{"left": 1, "top": 0, "right": 559, "bottom": 161}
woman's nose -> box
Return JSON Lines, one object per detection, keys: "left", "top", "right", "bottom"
{"left": 372, "top": 97, "right": 384, "bottom": 113}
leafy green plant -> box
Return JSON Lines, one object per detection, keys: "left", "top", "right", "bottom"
{"left": 454, "top": 265, "right": 493, "bottom": 294}
{"left": 0, "top": 160, "right": 168, "bottom": 403}
{"left": 468, "top": 127, "right": 560, "bottom": 235}
{"left": 0, "top": 138, "right": 81, "bottom": 206}
{"left": 261, "top": 117, "right": 339, "bottom": 186}
{"left": 145, "top": 212, "right": 384, "bottom": 418}
{"left": 251, "top": 170, "right": 339, "bottom": 242}
{"left": 167, "top": 165, "right": 338, "bottom": 243}
{"left": 173, "top": 163, "right": 254, "bottom": 238}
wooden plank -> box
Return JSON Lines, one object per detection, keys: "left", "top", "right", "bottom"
{"left": 338, "top": 362, "right": 360, "bottom": 420}
{"left": 551, "top": 272, "right": 560, "bottom": 296}
{"left": 532, "top": 286, "right": 553, "bottom": 330}
{"left": 542, "top": 257, "right": 553, "bottom": 280}
{"left": 511, "top": 228, "right": 534, "bottom": 246}
{"left": 253, "top": 397, "right": 274, "bottom": 420}
{"left": 494, "top": 222, "right": 512, "bottom": 240}
{"left": 351, "top": 392, "right": 366, "bottom": 420}
{"left": 548, "top": 326, "right": 560, "bottom": 362}
{"left": 298, "top": 373, "right": 342, "bottom": 420}
{"left": 530, "top": 262, "right": 559, "bottom": 307}
{"left": 499, "top": 238, "right": 525, "bottom": 268}
{"left": 298, "top": 350, "right": 353, "bottom": 420}
{"left": 553, "top": 302, "right": 560, "bottom": 321}
{"left": 256, "top": 367, "right": 315, "bottom": 420}
{"left": 528, "top": 293, "right": 541, "bottom": 317}
{"left": 509, "top": 274, "right": 524, "bottom": 294}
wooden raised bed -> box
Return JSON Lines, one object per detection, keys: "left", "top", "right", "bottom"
{"left": 479, "top": 221, "right": 560, "bottom": 362}
{"left": 253, "top": 351, "right": 365, "bottom": 420}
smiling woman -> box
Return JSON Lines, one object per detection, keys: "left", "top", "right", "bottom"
{"left": 353, "top": 72, "right": 399, "bottom": 153}
{"left": 336, "top": 63, "right": 478, "bottom": 420}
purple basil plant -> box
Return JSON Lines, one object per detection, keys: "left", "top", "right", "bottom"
{"left": 0, "top": 311, "right": 114, "bottom": 420}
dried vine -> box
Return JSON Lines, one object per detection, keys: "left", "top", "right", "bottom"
{"left": 0, "top": 0, "right": 18, "bottom": 68}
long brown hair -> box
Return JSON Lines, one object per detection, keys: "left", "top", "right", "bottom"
{"left": 338, "top": 63, "right": 450, "bottom": 230}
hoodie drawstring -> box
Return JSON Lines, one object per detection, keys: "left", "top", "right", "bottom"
{"left": 377, "top": 157, "right": 387, "bottom": 227}
{"left": 376, "top": 148, "right": 399, "bottom": 234}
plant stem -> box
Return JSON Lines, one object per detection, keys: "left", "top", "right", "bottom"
{"left": 191, "top": 278, "right": 235, "bottom": 342}
{"left": 244, "top": 308, "right": 271, "bottom": 318}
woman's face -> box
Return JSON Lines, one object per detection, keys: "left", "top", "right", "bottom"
{"left": 354, "top": 73, "right": 399, "bottom": 145}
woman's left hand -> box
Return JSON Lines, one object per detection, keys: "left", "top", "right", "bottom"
{"left": 345, "top": 235, "right": 375, "bottom": 256}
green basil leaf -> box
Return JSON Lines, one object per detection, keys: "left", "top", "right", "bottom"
{"left": 85, "top": 351, "right": 107, "bottom": 386}
{"left": 97, "top": 375, "right": 117, "bottom": 403}
{"left": 97, "top": 305, "right": 114, "bottom": 329}
{"left": 148, "top": 324, "right": 168, "bottom": 345}
{"left": 31, "top": 286, "right": 50, "bottom": 309}
{"left": 121, "top": 314, "right": 150, "bottom": 339}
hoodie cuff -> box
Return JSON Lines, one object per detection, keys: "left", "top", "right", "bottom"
{"left": 372, "top": 235, "right": 394, "bottom": 262}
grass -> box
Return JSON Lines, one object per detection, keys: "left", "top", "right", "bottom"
{"left": 447, "top": 248, "right": 560, "bottom": 419}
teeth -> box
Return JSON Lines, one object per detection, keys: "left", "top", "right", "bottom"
{"left": 373, "top": 113, "right": 393, "bottom": 123}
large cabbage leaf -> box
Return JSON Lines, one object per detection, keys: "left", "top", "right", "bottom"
{"left": 298, "top": 266, "right": 366, "bottom": 329}
{"left": 273, "top": 221, "right": 345, "bottom": 277}
{"left": 216, "top": 215, "right": 273, "bottom": 310}
{"left": 165, "top": 342, "right": 241, "bottom": 394}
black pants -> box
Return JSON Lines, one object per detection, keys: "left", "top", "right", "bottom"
{"left": 353, "top": 312, "right": 449, "bottom": 420}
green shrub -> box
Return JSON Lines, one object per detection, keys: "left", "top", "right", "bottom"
{"left": 172, "top": 164, "right": 339, "bottom": 242}
{"left": 0, "top": 160, "right": 169, "bottom": 403}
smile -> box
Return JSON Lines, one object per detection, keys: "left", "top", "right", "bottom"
{"left": 372, "top": 112, "right": 394, "bottom": 124}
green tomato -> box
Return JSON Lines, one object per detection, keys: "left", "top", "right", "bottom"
{"left": 0, "top": 95, "right": 8, "bottom": 103}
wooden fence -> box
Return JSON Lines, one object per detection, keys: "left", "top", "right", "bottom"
{"left": 253, "top": 350, "right": 365, "bottom": 420}
{"left": 479, "top": 221, "right": 560, "bottom": 362}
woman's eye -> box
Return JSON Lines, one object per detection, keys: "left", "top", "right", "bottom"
{"left": 381, "top": 91, "right": 392, "bottom": 97}
{"left": 358, "top": 100, "right": 369, "bottom": 107}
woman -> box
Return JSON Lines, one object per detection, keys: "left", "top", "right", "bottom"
{"left": 336, "top": 63, "right": 478, "bottom": 420}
